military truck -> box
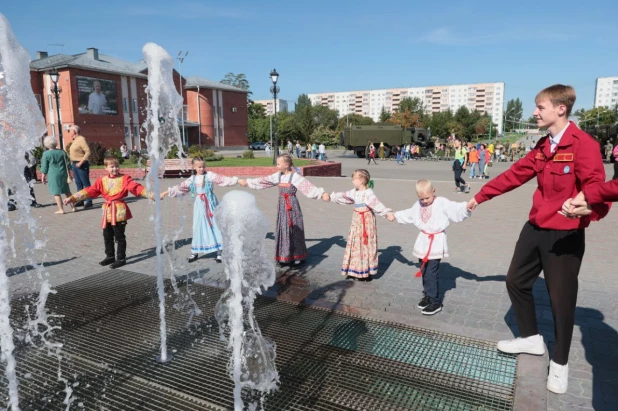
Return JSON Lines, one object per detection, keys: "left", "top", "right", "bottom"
{"left": 343, "top": 125, "right": 433, "bottom": 158}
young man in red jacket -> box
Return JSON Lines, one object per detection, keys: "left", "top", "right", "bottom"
{"left": 467, "top": 85, "right": 610, "bottom": 395}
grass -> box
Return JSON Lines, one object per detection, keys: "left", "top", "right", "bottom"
{"left": 90, "top": 157, "right": 320, "bottom": 169}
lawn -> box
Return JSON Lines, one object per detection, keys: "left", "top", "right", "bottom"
{"left": 91, "top": 157, "right": 319, "bottom": 169}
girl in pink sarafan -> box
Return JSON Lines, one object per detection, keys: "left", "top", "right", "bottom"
{"left": 161, "top": 156, "right": 239, "bottom": 263}
{"left": 239, "top": 154, "right": 328, "bottom": 266}
{"left": 327, "top": 169, "right": 392, "bottom": 280}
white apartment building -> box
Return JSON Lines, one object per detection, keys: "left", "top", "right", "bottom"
{"left": 594, "top": 77, "right": 618, "bottom": 108}
{"left": 308, "top": 82, "right": 505, "bottom": 133}
{"left": 253, "top": 99, "right": 289, "bottom": 116}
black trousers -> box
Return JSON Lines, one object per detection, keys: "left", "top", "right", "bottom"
{"left": 420, "top": 259, "right": 441, "bottom": 304}
{"left": 613, "top": 161, "right": 618, "bottom": 180}
{"left": 103, "top": 222, "right": 127, "bottom": 260}
{"left": 506, "top": 222, "right": 584, "bottom": 365}
{"left": 452, "top": 161, "right": 466, "bottom": 189}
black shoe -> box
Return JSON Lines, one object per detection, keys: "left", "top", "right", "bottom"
{"left": 30, "top": 202, "right": 43, "bottom": 208}
{"left": 75, "top": 201, "right": 84, "bottom": 208}
{"left": 417, "top": 296, "right": 431, "bottom": 309}
{"left": 110, "top": 259, "right": 126, "bottom": 269}
{"left": 421, "top": 302, "right": 443, "bottom": 315}
{"left": 99, "top": 257, "right": 116, "bottom": 266}
{"left": 83, "top": 203, "right": 93, "bottom": 209}
{"left": 187, "top": 254, "right": 198, "bottom": 263}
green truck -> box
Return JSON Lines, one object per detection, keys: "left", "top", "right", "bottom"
{"left": 343, "top": 125, "right": 432, "bottom": 158}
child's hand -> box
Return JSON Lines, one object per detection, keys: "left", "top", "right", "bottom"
{"left": 386, "top": 212, "right": 395, "bottom": 221}
{"left": 467, "top": 198, "right": 478, "bottom": 211}
{"left": 238, "top": 179, "right": 248, "bottom": 187}
{"left": 322, "top": 193, "right": 330, "bottom": 202}
{"left": 63, "top": 198, "right": 72, "bottom": 206}
{"left": 160, "top": 192, "right": 166, "bottom": 200}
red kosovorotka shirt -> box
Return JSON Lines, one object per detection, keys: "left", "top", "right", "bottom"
{"left": 474, "top": 122, "right": 610, "bottom": 230}
{"left": 584, "top": 179, "right": 618, "bottom": 204}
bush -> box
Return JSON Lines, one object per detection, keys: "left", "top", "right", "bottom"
{"left": 187, "top": 145, "right": 217, "bottom": 160}
{"left": 88, "top": 142, "right": 107, "bottom": 165}
{"left": 242, "top": 150, "right": 255, "bottom": 159}
{"left": 31, "top": 146, "right": 44, "bottom": 164}
{"left": 108, "top": 148, "right": 125, "bottom": 164}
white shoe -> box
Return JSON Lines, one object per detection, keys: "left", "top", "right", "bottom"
{"left": 547, "top": 360, "right": 568, "bottom": 394}
{"left": 496, "top": 334, "right": 545, "bottom": 355}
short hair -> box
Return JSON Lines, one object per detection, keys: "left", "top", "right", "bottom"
{"left": 278, "top": 153, "right": 294, "bottom": 167}
{"left": 103, "top": 156, "right": 120, "bottom": 167}
{"left": 191, "top": 156, "right": 205, "bottom": 165}
{"left": 43, "top": 136, "right": 57, "bottom": 149}
{"left": 416, "top": 179, "right": 434, "bottom": 193}
{"left": 71, "top": 125, "right": 81, "bottom": 134}
{"left": 352, "top": 169, "right": 371, "bottom": 185}
{"left": 93, "top": 80, "right": 101, "bottom": 87}
{"left": 535, "top": 84, "right": 576, "bottom": 117}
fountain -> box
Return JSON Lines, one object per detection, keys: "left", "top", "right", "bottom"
{"left": 142, "top": 42, "right": 185, "bottom": 363}
{"left": 0, "top": 13, "right": 58, "bottom": 410}
{"left": 214, "top": 191, "right": 279, "bottom": 410}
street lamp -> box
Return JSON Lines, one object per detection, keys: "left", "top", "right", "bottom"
{"left": 49, "top": 68, "right": 64, "bottom": 150}
{"left": 270, "top": 68, "right": 280, "bottom": 165}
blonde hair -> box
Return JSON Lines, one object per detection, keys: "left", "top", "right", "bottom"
{"left": 191, "top": 156, "right": 205, "bottom": 165}
{"left": 43, "top": 136, "right": 57, "bottom": 149}
{"left": 103, "top": 156, "right": 120, "bottom": 167}
{"left": 352, "top": 169, "right": 371, "bottom": 185}
{"left": 415, "top": 179, "right": 434, "bottom": 194}
{"left": 278, "top": 153, "right": 294, "bottom": 168}
{"left": 535, "top": 84, "right": 576, "bottom": 117}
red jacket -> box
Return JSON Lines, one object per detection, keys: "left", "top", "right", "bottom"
{"left": 474, "top": 122, "right": 610, "bottom": 230}
{"left": 584, "top": 179, "right": 618, "bottom": 204}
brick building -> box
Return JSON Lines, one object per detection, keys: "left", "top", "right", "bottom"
{"left": 30, "top": 48, "right": 249, "bottom": 150}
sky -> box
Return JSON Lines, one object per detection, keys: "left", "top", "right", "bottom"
{"left": 3, "top": 0, "right": 617, "bottom": 118}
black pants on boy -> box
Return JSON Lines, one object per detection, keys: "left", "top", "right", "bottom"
{"left": 506, "top": 222, "right": 584, "bottom": 365}
{"left": 420, "top": 258, "right": 441, "bottom": 304}
{"left": 103, "top": 222, "right": 127, "bottom": 260}
{"left": 452, "top": 161, "right": 466, "bottom": 190}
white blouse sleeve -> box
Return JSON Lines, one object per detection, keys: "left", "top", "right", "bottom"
{"left": 443, "top": 199, "right": 472, "bottom": 223}
{"left": 291, "top": 174, "right": 325, "bottom": 199}
{"left": 206, "top": 171, "right": 238, "bottom": 187}
{"left": 365, "top": 189, "right": 392, "bottom": 217}
{"left": 246, "top": 172, "right": 280, "bottom": 190}
{"left": 167, "top": 177, "right": 193, "bottom": 198}
{"left": 330, "top": 189, "right": 356, "bottom": 205}
{"left": 394, "top": 203, "right": 421, "bottom": 227}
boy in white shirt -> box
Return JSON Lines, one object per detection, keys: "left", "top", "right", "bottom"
{"left": 387, "top": 179, "right": 471, "bottom": 315}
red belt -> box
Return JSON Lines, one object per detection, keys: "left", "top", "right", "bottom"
{"left": 355, "top": 209, "right": 372, "bottom": 245}
{"left": 198, "top": 193, "right": 214, "bottom": 226}
{"left": 281, "top": 193, "right": 295, "bottom": 227}
{"left": 416, "top": 230, "right": 443, "bottom": 277}
{"left": 101, "top": 200, "right": 124, "bottom": 228}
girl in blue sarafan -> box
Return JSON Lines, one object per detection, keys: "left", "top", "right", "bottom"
{"left": 161, "top": 156, "right": 239, "bottom": 263}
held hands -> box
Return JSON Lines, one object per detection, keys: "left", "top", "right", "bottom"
{"left": 160, "top": 192, "right": 167, "bottom": 200}
{"left": 62, "top": 198, "right": 73, "bottom": 206}
{"left": 559, "top": 192, "right": 591, "bottom": 219}
{"left": 467, "top": 198, "right": 478, "bottom": 211}
{"left": 321, "top": 193, "right": 330, "bottom": 202}
{"left": 386, "top": 212, "right": 395, "bottom": 222}
{"left": 238, "top": 179, "right": 248, "bottom": 187}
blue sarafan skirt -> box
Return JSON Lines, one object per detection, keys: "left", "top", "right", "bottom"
{"left": 191, "top": 192, "right": 223, "bottom": 254}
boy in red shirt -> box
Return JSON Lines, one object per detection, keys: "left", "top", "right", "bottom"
{"left": 467, "top": 85, "right": 609, "bottom": 395}
{"left": 64, "top": 156, "right": 155, "bottom": 269}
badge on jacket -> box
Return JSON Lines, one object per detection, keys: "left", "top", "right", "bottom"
{"left": 553, "top": 153, "right": 574, "bottom": 162}
{"left": 563, "top": 166, "right": 570, "bottom": 174}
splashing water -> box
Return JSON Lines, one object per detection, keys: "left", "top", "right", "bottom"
{"left": 214, "top": 191, "right": 279, "bottom": 410}
{"left": 0, "top": 13, "right": 54, "bottom": 410}
{"left": 142, "top": 43, "right": 184, "bottom": 362}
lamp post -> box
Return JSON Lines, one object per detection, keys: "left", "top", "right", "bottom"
{"left": 49, "top": 68, "right": 64, "bottom": 150}
{"left": 270, "top": 69, "right": 280, "bottom": 165}
{"left": 176, "top": 51, "right": 189, "bottom": 146}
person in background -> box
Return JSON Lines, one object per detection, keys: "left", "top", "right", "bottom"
{"left": 295, "top": 141, "right": 301, "bottom": 158}
{"left": 468, "top": 146, "right": 479, "bottom": 179}
{"left": 69, "top": 125, "right": 93, "bottom": 209}
{"left": 312, "top": 142, "right": 318, "bottom": 160}
{"left": 120, "top": 143, "right": 129, "bottom": 159}
{"left": 318, "top": 143, "right": 326, "bottom": 160}
{"left": 40, "top": 136, "right": 76, "bottom": 214}
{"left": 478, "top": 144, "right": 487, "bottom": 179}
{"left": 379, "top": 142, "right": 385, "bottom": 160}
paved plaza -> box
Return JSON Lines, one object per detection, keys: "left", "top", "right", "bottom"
{"left": 6, "top": 152, "right": 618, "bottom": 410}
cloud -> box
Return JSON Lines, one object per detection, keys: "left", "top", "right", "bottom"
{"left": 414, "top": 27, "right": 577, "bottom": 46}
{"left": 124, "top": 2, "right": 252, "bottom": 20}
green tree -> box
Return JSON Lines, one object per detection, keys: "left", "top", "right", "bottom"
{"left": 248, "top": 117, "right": 270, "bottom": 143}
{"left": 504, "top": 98, "right": 523, "bottom": 132}
{"left": 312, "top": 105, "right": 339, "bottom": 130}
{"left": 248, "top": 101, "right": 266, "bottom": 120}
{"left": 392, "top": 111, "right": 422, "bottom": 130}
{"left": 276, "top": 111, "right": 300, "bottom": 143}
{"left": 428, "top": 110, "right": 454, "bottom": 139}
{"left": 398, "top": 97, "right": 424, "bottom": 115}
{"left": 295, "top": 94, "right": 314, "bottom": 141}
{"left": 336, "top": 113, "right": 374, "bottom": 132}
{"left": 310, "top": 125, "right": 337, "bottom": 146}
{"left": 379, "top": 106, "right": 392, "bottom": 123}
{"left": 220, "top": 72, "right": 250, "bottom": 92}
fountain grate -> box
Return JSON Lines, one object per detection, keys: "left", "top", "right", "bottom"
{"left": 3, "top": 270, "right": 517, "bottom": 410}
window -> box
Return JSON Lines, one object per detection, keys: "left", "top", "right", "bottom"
{"left": 124, "top": 126, "right": 130, "bottom": 137}
{"left": 48, "top": 95, "right": 53, "bottom": 114}
{"left": 132, "top": 98, "right": 137, "bottom": 113}
{"left": 123, "top": 98, "right": 128, "bottom": 112}
{"left": 35, "top": 95, "right": 42, "bottom": 113}
{"left": 134, "top": 126, "right": 140, "bottom": 139}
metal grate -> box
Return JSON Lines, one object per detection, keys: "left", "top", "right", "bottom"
{"left": 3, "top": 270, "right": 517, "bottom": 410}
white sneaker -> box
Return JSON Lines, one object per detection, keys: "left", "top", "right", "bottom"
{"left": 496, "top": 334, "right": 545, "bottom": 355}
{"left": 547, "top": 360, "right": 568, "bottom": 394}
